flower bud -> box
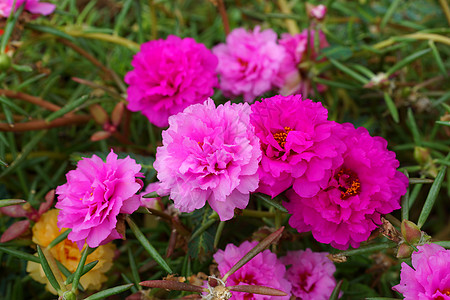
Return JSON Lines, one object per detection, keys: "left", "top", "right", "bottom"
{"left": 414, "top": 146, "right": 431, "bottom": 166}
{"left": 396, "top": 243, "right": 414, "bottom": 259}
{"left": 307, "top": 4, "right": 327, "bottom": 21}
{"left": 401, "top": 220, "right": 422, "bottom": 244}
{"left": 0, "top": 53, "right": 12, "bottom": 71}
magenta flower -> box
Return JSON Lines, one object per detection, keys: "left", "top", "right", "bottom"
{"left": 250, "top": 94, "right": 346, "bottom": 198}
{"left": 281, "top": 249, "right": 339, "bottom": 300}
{"left": 284, "top": 123, "right": 408, "bottom": 249}
{"left": 0, "top": 0, "right": 55, "bottom": 17}
{"left": 275, "top": 29, "right": 329, "bottom": 96}
{"left": 214, "top": 241, "right": 291, "bottom": 300}
{"left": 153, "top": 99, "right": 261, "bottom": 221}
{"left": 213, "top": 26, "right": 286, "bottom": 102}
{"left": 393, "top": 244, "right": 450, "bottom": 299}
{"left": 125, "top": 35, "right": 218, "bottom": 127}
{"left": 55, "top": 151, "right": 143, "bottom": 249}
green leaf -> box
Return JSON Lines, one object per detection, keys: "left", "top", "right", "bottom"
{"left": 127, "top": 217, "right": 173, "bottom": 274}
{"left": 71, "top": 247, "right": 90, "bottom": 292}
{"left": 0, "top": 130, "right": 47, "bottom": 178}
{"left": 188, "top": 208, "right": 216, "bottom": 259}
{"left": 37, "top": 245, "right": 61, "bottom": 292}
{"left": 332, "top": 241, "right": 396, "bottom": 257}
{"left": 47, "top": 229, "right": 71, "bottom": 249}
{"left": 380, "top": 0, "right": 402, "bottom": 29}
{"left": 25, "top": 24, "right": 77, "bottom": 43}
{"left": 386, "top": 48, "right": 431, "bottom": 77}
{"left": 253, "top": 194, "right": 288, "bottom": 213}
{"left": 0, "top": 246, "right": 40, "bottom": 263}
{"left": 428, "top": 40, "right": 448, "bottom": 77}
{"left": 0, "top": 96, "right": 30, "bottom": 117}
{"left": 320, "top": 46, "right": 353, "bottom": 60}
{"left": 329, "top": 280, "right": 343, "bottom": 300}
{"left": 433, "top": 241, "right": 450, "bottom": 248}
{"left": 1, "top": 5, "right": 24, "bottom": 53}
{"left": 383, "top": 92, "right": 399, "bottom": 123}
{"left": 0, "top": 199, "right": 25, "bottom": 208}
{"left": 435, "top": 121, "right": 450, "bottom": 127}
{"left": 83, "top": 284, "right": 134, "bottom": 300}
{"left": 329, "top": 58, "right": 369, "bottom": 84}
{"left": 128, "top": 247, "right": 141, "bottom": 290}
{"left": 417, "top": 166, "right": 447, "bottom": 228}
{"left": 313, "top": 77, "right": 359, "bottom": 90}
{"left": 406, "top": 108, "right": 421, "bottom": 145}
{"left": 64, "top": 260, "right": 98, "bottom": 285}
{"left": 45, "top": 95, "right": 90, "bottom": 122}
{"left": 401, "top": 171, "right": 409, "bottom": 221}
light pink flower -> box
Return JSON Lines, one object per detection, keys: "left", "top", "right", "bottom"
{"left": 281, "top": 249, "right": 339, "bottom": 300}
{"left": 125, "top": 35, "right": 218, "bottom": 127}
{"left": 55, "top": 151, "right": 143, "bottom": 249}
{"left": 154, "top": 99, "right": 261, "bottom": 221}
{"left": 250, "top": 94, "right": 346, "bottom": 198}
{"left": 275, "top": 29, "right": 329, "bottom": 96}
{"left": 284, "top": 123, "right": 408, "bottom": 249}
{"left": 214, "top": 241, "right": 291, "bottom": 300}
{"left": 309, "top": 4, "right": 327, "bottom": 20}
{"left": 393, "top": 244, "right": 450, "bottom": 300}
{"left": 213, "top": 26, "right": 286, "bottom": 102}
{"left": 0, "top": 0, "right": 55, "bottom": 17}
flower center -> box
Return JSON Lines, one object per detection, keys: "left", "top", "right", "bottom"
{"left": 335, "top": 168, "right": 361, "bottom": 200}
{"left": 273, "top": 127, "right": 293, "bottom": 148}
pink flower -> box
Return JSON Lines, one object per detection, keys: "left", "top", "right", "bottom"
{"left": 125, "top": 35, "right": 218, "bottom": 127}
{"left": 393, "top": 244, "right": 450, "bottom": 299}
{"left": 153, "top": 98, "right": 261, "bottom": 221}
{"left": 213, "top": 26, "right": 286, "bottom": 102}
{"left": 55, "top": 151, "right": 143, "bottom": 249}
{"left": 281, "top": 249, "right": 339, "bottom": 300}
{"left": 284, "top": 123, "right": 408, "bottom": 249}
{"left": 250, "top": 94, "right": 346, "bottom": 198}
{"left": 0, "top": 0, "right": 55, "bottom": 17}
{"left": 275, "top": 30, "right": 329, "bottom": 96}
{"left": 214, "top": 241, "right": 291, "bottom": 300}
{"left": 309, "top": 4, "right": 327, "bottom": 21}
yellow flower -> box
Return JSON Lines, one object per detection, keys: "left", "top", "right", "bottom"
{"left": 26, "top": 209, "right": 116, "bottom": 294}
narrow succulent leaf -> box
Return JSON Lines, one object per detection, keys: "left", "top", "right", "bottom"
{"left": 417, "top": 166, "right": 447, "bottom": 228}
{"left": 435, "top": 121, "right": 450, "bottom": 127}
{"left": 45, "top": 95, "right": 90, "bottom": 122}
{"left": 406, "top": 108, "right": 422, "bottom": 144}
{"left": 350, "top": 64, "right": 376, "bottom": 78}
{"left": 189, "top": 218, "right": 217, "bottom": 242}
{"left": 332, "top": 241, "right": 396, "bottom": 257}
{"left": 380, "top": 0, "right": 402, "bottom": 29}
{"left": 111, "top": 102, "right": 125, "bottom": 127}
{"left": 228, "top": 285, "right": 287, "bottom": 296}
{"left": 254, "top": 194, "right": 288, "bottom": 213}
{"left": 0, "top": 199, "right": 25, "bottom": 208}
{"left": 383, "top": 92, "right": 399, "bottom": 123}
{"left": 128, "top": 248, "right": 141, "bottom": 290}
{"left": 433, "top": 241, "right": 450, "bottom": 248}
{"left": 386, "top": 48, "right": 431, "bottom": 77}
{"left": 37, "top": 245, "right": 61, "bottom": 292}
{"left": 313, "top": 77, "right": 359, "bottom": 90}
{"left": 222, "top": 227, "right": 284, "bottom": 282}
{"left": 401, "top": 171, "right": 409, "bottom": 221}
{"left": 0, "top": 96, "right": 30, "bottom": 117}
{"left": 83, "top": 284, "right": 134, "bottom": 300}
{"left": 409, "top": 178, "right": 434, "bottom": 184}
{"left": 38, "top": 189, "right": 55, "bottom": 215}
{"left": 214, "top": 221, "right": 226, "bottom": 249}
{"left": 328, "top": 279, "right": 343, "bottom": 300}
{"left": 55, "top": 260, "right": 85, "bottom": 292}
{"left": 1, "top": 5, "right": 24, "bottom": 53}
{"left": 64, "top": 260, "right": 98, "bottom": 285}
{"left": 329, "top": 58, "right": 369, "bottom": 84}
{"left": 428, "top": 40, "right": 448, "bottom": 77}
{"left": 0, "top": 220, "right": 30, "bottom": 243}
{"left": 25, "top": 24, "right": 77, "bottom": 42}
{"left": 0, "top": 130, "right": 47, "bottom": 178}
{"left": 142, "top": 191, "right": 159, "bottom": 198}
{"left": 47, "top": 229, "right": 71, "bottom": 249}
{"left": 88, "top": 104, "right": 109, "bottom": 125}
{"left": 0, "top": 246, "right": 40, "bottom": 263}
{"left": 71, "top": 247, "right": 90, "bottom": 292}
{"left": 139, "top": 280, "right": 204, "bottom": 293}
{"left": 90, "top": 131, "right": 112, "bottom": 141}
{"left": 127, "top": 217, "right": 173, "bottom": 274}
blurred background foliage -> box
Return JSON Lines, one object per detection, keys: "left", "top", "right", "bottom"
{"left": 0, "top": 0, "right": 449, "bottom": 299}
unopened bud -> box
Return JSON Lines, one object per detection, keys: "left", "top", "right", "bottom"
{"left": 0, "top": 53, "right": 12, "bottom": 71}
{"left": 396, "top": 243, "right": 413, "bottom": 259}
{"left": 89, "top": 104, "right": 109, "bottom": 125}
{"left": 414, "top": 147, "right": 431, "bottom": 166}
{"left": 63, "top": 291, "right": 76, "bottom": 300}
{"left": 401, "top": 220, "right": 422, "bottom": 244}
{"left": 306, "top": 4, "right": 327, "bottom": 21}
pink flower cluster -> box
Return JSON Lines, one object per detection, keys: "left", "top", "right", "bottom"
{"left": 154, "top": 99, "right": 261, "bottom": 221}
{"left": 125, "top": 35, "right": 218, "bottom": 127}
{"left": 213, "top": 26, "right": 329, "bottom": 102}
{"left": 56, "top": 151, "right": 143, "bottom": 249}
{"left": 393, "top": 244, "right": 450, "bottom": 299}
{"left": 214, "top": 242, "right": 339, "bottom": 300}
{"left": 0, "top": 0, "right": 55, "bottom": 17}
{"left": 250, "top": 94, "right": 408, "bottom": 249}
